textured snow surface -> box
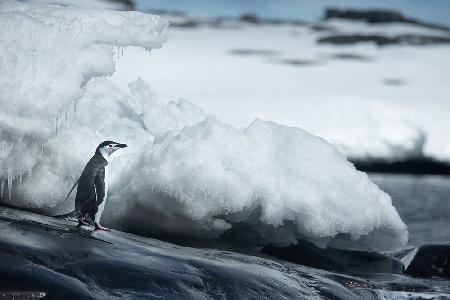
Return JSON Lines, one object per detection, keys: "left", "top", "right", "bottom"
{"left": 0, "top": 1, "right": 407, "bottom": 251}
{"left": 109, "top": 115, "right": 407, "bottom": 250}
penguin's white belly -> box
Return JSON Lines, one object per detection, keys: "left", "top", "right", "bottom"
{"left": 95, "top": 199, "right": 106, "bottom": 224}
{"left": 94, "top": 166, "right": 108, "bottom": 224}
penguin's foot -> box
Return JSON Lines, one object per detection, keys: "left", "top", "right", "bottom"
{"left": 77, "top": 218, "right": 89, "bottom": 226}
{"left": 94, "top": 223, "right": 111, "bottom": 231}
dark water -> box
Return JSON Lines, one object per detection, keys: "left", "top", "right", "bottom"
{"left": 371, "top": 174, "right": 450, "bottom": 247}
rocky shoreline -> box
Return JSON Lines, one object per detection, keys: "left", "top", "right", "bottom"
{"left": 0, "top": 206, "right": 449, "bottom": 299}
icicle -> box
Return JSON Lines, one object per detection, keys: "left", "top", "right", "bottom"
{"left": 41, "top": 144, "right": 45, "bottom": 155}
{"left": 55, "top": 117, "right": 59, "bottom": 136}
{"left": 7, "top": 169, "right": 13, "bottom": 200}
{"left": 65, "top": 111, "right": 68, "bottom": 130}
{"left": 18, "top": 173, "right": 23, "bottom": 190}
{"left": 0, "top": 180, "right": 4, "bottom": 199}
{"left": 117, "top": 46, "right": 120, "bottom": 60}
{"left": 27, "top": 167, "right": 33, "bottom": 183}
{"left": 121, "top": 47, "right": 124, "bottom": 57}
{"left": 74, "top": 98, "right": 79, "bottom": 122}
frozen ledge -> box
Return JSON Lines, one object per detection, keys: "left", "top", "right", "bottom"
{"left": 0, "top": 0, "right": 168, "bottom": 179}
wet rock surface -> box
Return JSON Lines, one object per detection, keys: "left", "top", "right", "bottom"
{"left": 0, "top": 207, "right": 449, "bottom": 299}
{"left": 261, "top": 242, "right": 404, "bottom": 275}
{"left": 404, "top": 245, "right": 450, "bottom": 279}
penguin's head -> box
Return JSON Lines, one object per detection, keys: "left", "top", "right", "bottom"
{"left": 96, "top": 141, "right": 127, "bottom": 159}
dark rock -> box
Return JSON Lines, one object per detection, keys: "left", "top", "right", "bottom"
{"left": 261, "top": 241, "right": 404, "bottom": 275}
{"left": 228, "top": 49, "right": 279, "bottom": 56}
{"left": 352, "top": 273, "right": 431, "bottom": 292}
{"left": 331, "top": 53, "right": 372, "bottom": 61}
{"left": 396, "top": 35, "right": 450, "bottom": 45}
{"left": 239, "top": 14, "right": 261, "bottom": 24}
{"left": 0, "top": 290, "right": 47, "bottom": 300}
{"left": 324, "top": 8, "right": 450, "bottom": 33}
{"left": 147, "top": 9, "right": 187, "bottom": 17}
{"left": 384, "top": 78, "right": 405, "bottom": 86}
{"left": 1, "top": 207, "right": 450, "bottom": 298}
{"left": 405, "top": 245, "right": 450, "bottom": 279}
{"left": 353, "top": 157, "right": 450, "bottom": 176}
{"left": 106, "top": 0, "right": 134, "bottom": 10}
{"left": 318, "top": 34, "right": 450, "bottom": 46}
{"left": 309, "top": 24, "right": 335, "bottom": 32}
{"left": 0, "top": 207, "right": 383, "bottom": 300}
{"left": 319, "top": 34, "right": 396, "bottom": 46}
{"left": 325, "top": 8, "right": 405, "bottom": 24}
{"left": 238, "top": 14, "right": 308, "bottom": 27}
{"left": 170, "top": 18, "right": 241, "bottom": 30}
{"left": 279, "top": 59, "right": 320, "bottom": 67}
{"left": 171, "top": 19, "right": 201, "bottom": 28}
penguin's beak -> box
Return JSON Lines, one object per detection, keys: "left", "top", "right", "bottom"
{"left": 116, "top": 143, "right": 127, "bottom": 148}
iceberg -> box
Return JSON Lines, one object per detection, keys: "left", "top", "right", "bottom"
{"left": 0, "top": 1, "right": 407, "bottom": 251}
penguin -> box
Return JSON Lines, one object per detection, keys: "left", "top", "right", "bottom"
{"left": 56, "top": 141, "right": 127, "bottom": 231}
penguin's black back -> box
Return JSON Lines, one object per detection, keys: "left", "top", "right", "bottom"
{"left": 75, "top": 153, "right": 108, "bottom": 222}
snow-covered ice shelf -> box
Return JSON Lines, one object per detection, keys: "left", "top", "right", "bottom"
{"left": 110, "top": 13, "right": 450, "bottom": 162}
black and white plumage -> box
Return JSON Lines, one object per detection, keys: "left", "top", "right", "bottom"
{"left": 57, "top": 141, "right": 127, "bottom": 230}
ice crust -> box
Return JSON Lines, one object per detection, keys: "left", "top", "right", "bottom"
{"left": 0, "top": 1, "right": 407, "bottom": 251}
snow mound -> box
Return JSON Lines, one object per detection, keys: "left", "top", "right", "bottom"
{"left": 109, "top": 116, "right": 407, "bottom": 250}
{"left": 0, "top": 1, "right": 407, "bottom": 251}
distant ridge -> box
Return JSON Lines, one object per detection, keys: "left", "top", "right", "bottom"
{"left": 325, "top": 8, "right": 450, "bottom": 33}
{"left": 352, "top": 157, "right": 450, "bottom": 175}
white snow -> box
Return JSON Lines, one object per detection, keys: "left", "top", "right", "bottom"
{"left": 0, "top": 1, "right": 408, "bottom": 251}
{"left": 109, "top": 115, "right": 407, "bottom": 250}
{"left": 0, "top": 0, "right": 168, "bottom": 180}
{"left": 110, "top": 18, "right": 450, "bottom": 161}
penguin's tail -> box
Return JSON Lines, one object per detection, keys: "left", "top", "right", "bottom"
{"left": 53, "top": 176, "right": 81, "bottom": 221}
{"left": 53, "top": 210, "right": 78, "bottom": 221}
